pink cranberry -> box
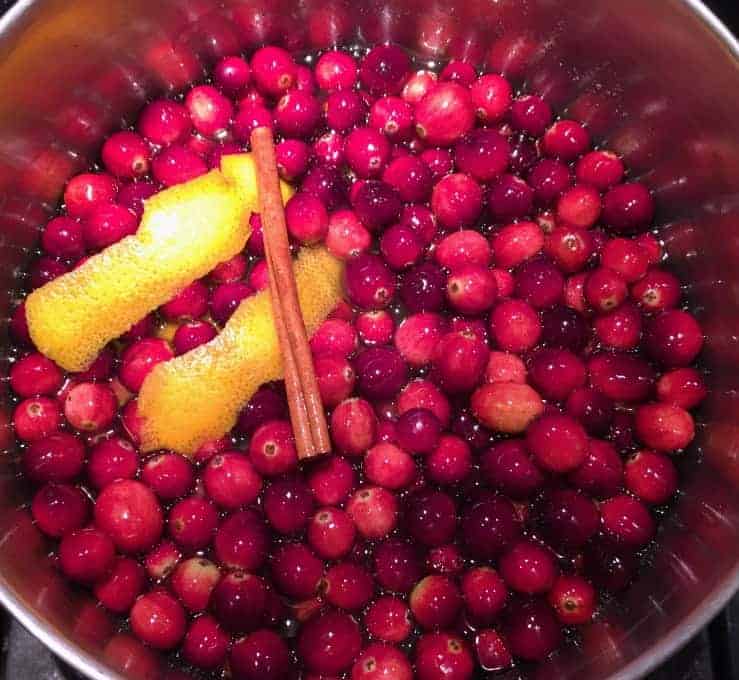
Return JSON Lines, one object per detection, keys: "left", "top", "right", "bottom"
{"left": 646, "top": 309, "right": 703, "bottom": 367}
{"left": 102, "top": 131, "right": 151, "bottom": 179}
{"left": 394, "top": 313, "right": 446, "bottom": 368}
{"left": 485, "top": 351, "right": 527, "bottom": 384}
{"left": 41, "top": 216, "right": 85, "bottom": 258}
{"left": 602, "top": 182, "right": 655, "bottom": 233}
{"left": 410, "top": 575, "right": 462, "bottom": 629}
{"left": 548, "top": 574, "right": 596, "bottom": 625}
{"left": 169, "top": 496, "right": 219, "bottom": 551}
{"left": 63, "top": 381, "right": 117, "bottom": 432}
{"left": 374, "top": 539, "right": 423, "bottom": 593}
{"left": 31, "top": 482, "right": 90, "bottom": 538}
{"left": 308, "top": 507, "right": 356, "bottom": 560}
{"left": 625, "top": 449, "right": 678, "bottom": 505}
{"left": 600, "top": 494, "right": 655, "bottom": 547}
{"left": 237, "top": 386, "right": 288, "bottom": 435}
{"left": 214, "top": 508, "right": 269, "bottom": 572}
{"left": 415, "top": 632, "right": 474, "bottom": 680}
{"left": 144, "top": 540, "right": 182, "bottom": 581}
{"left": 64, "top": 172, "right": 117, "bottom": 218}
{"left": 182, "top": 615, "right": 229, "bottom": 669}
{"left": 326, "top": 209, "right": 372, "bottom": 259}
{"left": 416, "top": 83, "right": 475, "bottom": 146}
{"left": 308, "top": 455, "right": 357, "bottom": 505}
{"left": 160, "top": 280, "right": 209, "bottom": 320}
{"left": 446, "top": 266, "right": 497, "bottom": 315}
{"left": 588, "top": 352, "right": 656, "bottom": 402}
{"left": 426, "top": 434, "right": 472, "bottom": 485}
{"left": 275, "top": 138, "right": 311, "bottom": 181}
{"left": 656, "top": 367, "right": 707, "bottom": 409}
{"left": 436, "top": 230, "right": 491, "bottom": 271}
{"left": 120, "top": 338, "right": 174, "bottom": 392}
{"left": 631, "top": 268, "right": 681, "bottom": 312}
{"left": 365, "top": 596, "right": 412, "bottom": 642}
{"left": 230, "top": 629, "right": 290, "bottom": 680}
{"left": 635, "top": 402, "right": 694, "bottom": 451}
{"left": 432, "top": 330, "right": 489, "bottom": 394}
{"left": 151, "top": 145, "right": 207, "bottom": 187}
{"left": 87, "top": 438, "right": 138, "bottom": 489}
{"left": 471, "top": 382, "right": 544, "bottom": 434}
{"left": 359, "top": 44, "right": 411, "bottom": 96}
{"left": 23, "top": 432, "right": 83, "bottom": 482}
{"left": 325, "top": 90, "right": 367, "bottom": 132}
{"left": 510, "top": 95, "right": 553, "bottom": 136}
{"left": 347, "top": 486, "right": 398, "bottom": 539}
{"left": 585, "top": 267, "right": 628, "bottom": 312}
{"left": 315, "top": 50, "right": 358, "bottom": 91}
{"left": 10, "top": 353, "right": 63, "bottom": 397}
{"left": 95, "top": 479, "right": 163, "bottom": 553}
{"left": 250, "top": 46, "right": 296, "bottom": 96}
{"left": 82, "top": 203, "right": 137, "bottom": 250}
{"left": 271, "top": 542, "right": 322, "bottom": 599}
{"left": 324, "top": 562, "right": 374, "bottom": 611}
{"left": 568, "top": 438, "right": 624, "bottom": 498}
{"left": 370, "top": 96, "right": 414, "bottom": 139}
{"left": 489, "top": 298, "right": 541, "bottom": 352}
{"left": 475, "top": 629, "right": 512, "bottom": 671}
{"left": 470, "top": 74, "right": 512, "bottom": 122}
{"left": 431, "top": 173, "right": 483, "bottom": 229}
{"left": 499, "top": 539, "right": 558, "bottom": 594}
{"left": 462, "top": 493, "right": 521, "bottom": 559}
{"left": 59, "top": 527, "right": 115, "bottom": 584}
{"left": 461, "top": 567, "right": 508, "bottom": 624}
{"left": 365, "top": 442, "right": 416, "bottom": 489}
{"left": 137, "top": 99, "right": 192, "bottom": 146}
{"left": 173, "top": 320, "right": 217, "bottom": 354}
{"left": 503, "top": 599, "right": 562, "bottom": 662}
{"left": 354, "top": 347, "right": 407, "bottom": 400}
{"left": 93, "top": 556, "right": 146, "bottom": 614}
{"left": 480, "top": 440, "right": 544, "bottom": 499}
{"left": 576, "top": 150, "right": 624, "bottom": 189}
{"left": 298, "top": 610, "right": 362, "bottom": 675}
{"left": 311, "top": 317, "right": 358, "bottom": 357}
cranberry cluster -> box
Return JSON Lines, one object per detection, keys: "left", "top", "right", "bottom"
{"left": 9, "top": 41, "right": 705, "bottom": 680}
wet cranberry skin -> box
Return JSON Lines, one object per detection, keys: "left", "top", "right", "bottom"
{"left": 566, "top": 386, "right": 614, "bottom": 436}
{"left": 400, "top": 262, "right": 446, "bottom": 313}
{"left": 203, "top": 452, "right": 262, "bottom": 509}
{"left": 345, "top": 253, "right": 396, "bottom": 310}
{"left": 538, "top": 488, "right": 599, "bottom": 547}
{"left": 10, "top": 353, "right": 63, "bottom": 398}
{"left": 499, "top": 540, "right": 558, "bottom": 595}
{"left": 488, "top": 174, "right": 534, "bottom": 221}
{"left": 297, "top": 610, "right": 362, "bottom": 674}
{"left": 264, "top": 478, "right": 314, "bottom": 535}
{"left": 354, "top": 347, "right": 408, "bottom": 400}
{"left": 365, "top": 596, "right": 412, "bottom": 642}
{"left": 461, "top": 567, "right": 508, "bottom": 624}
{"left": 529, "top": 348, "right": 587, "bottom": 401}
{"left": 410, "top": 574, "right": 462, "bottom": 629}
{"left": 515, "top": 257, "right": 564, "bottom": 309}
{"left": 631, "top": 268, "right": 681, "bottom": 312}
{"left": 120, "top": 338, "right": 174, "bottom": 392}
{"left": 656, "top": 367, "right": 707, "bottom": 409}
{"left": 455, "top": 129, "right": 510, "bottom": 182}
{"left": 480, "top": 440, "right": 544, "bottom": 499}
{"left": 183, "top": 615, "right": 229, "bottom": 669}
{"left": 32, "top": 483, "right": 90, "bottom": 538}
{"left": 308, "top": 455, "right": 357, "bottom": 505}
{"left": 526, "top": 414, "right": 588, "bottom": 473}
{"left": 426, "top": 434, "right": 472, "bottom": 485}
{"left": 510, "top": 95, "right": 553, "bottom": 136}
{"left": 548, "top": 574, "right": 596, "bottom": 625}
{"left": 324, "top": 562, "right": 374, "bottom": 611}
{"left": 382, "top": 155, "right": 433, "bottom": 203}
{"left": 271, "top": 542, "right": 323, "bottom": 599}
{"left": 645, "top": 309, "right": 704, "bottom": 367}
{"left": 462, "top": 494, "right": 521, "bottom": 560}
{"left": 415, "top": 83, "right": 475, "bottom": 146}
{"left": 169, "top": 496, "right": 220, "bottom": 552}
{"left": 503, "top": 598, "right": 562, "bottom": 662}
{"left": 59, "top": 527, "right": 115, "bottom": 584}
{"left": 635, "top": 402, "right": 694, "bottom": 452}
{"left": 405, "top": 489, "right": 457, "bottom": 547}
{"left": 569, "top": 439, "right": 624, "bottom": 498}
{"left": 374, "top": 539, "right": 423, "bottom": 593}
{"left": 415, "top": 632, "right": 475, "bottom": 680}
{"left": 24, "top": 432, "right": 84, "bottom": 483}
{"left": 94, "top": 556, "right": 146, "bottom": 614}
{"left": 331, "top": 398, "right": 378, "bottom": 456}
{"left": 251, "top": 46, "right": 297, "bottom": 97}
{"left": 230, "top": 629, "right": 290, "bottom": 680}
{"left": 625, "top": 449, "right": 678, "bottom": 505}
{"left": 360, "top": 44, "right": 411, "bottom": 96}
{"left": 576, "top": 150, "right": 624, "bottom": 190}
{"left": 137, "top": 99, "right": 192, "bottom": 146}
{"left": 588, "top": 352, "right": 656, "bottom": 403}
{"left": 211, "top": 571, "right": 268, "bottom": 634}
{"left": 600, "top": 494, "right": 655, "bottom": 547}
{"left": 490, "top": 298, "right": 541, "bottom": 352}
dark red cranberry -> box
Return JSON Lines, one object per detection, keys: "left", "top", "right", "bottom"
{"left": 539, "top": 488, "right": 599, "bottom": 547}
{"left": 210, "top": 281, "right": 253, "bottom": 325}
{"left": 170, "top": 557, "right": 221, "bottom": 612}
{"left": 487, "top": 174, "right": 534, "bottom": 221}
{"left": 416, "top": 83, "right": 475, "bottom": 146}
{"left": 81, "top": 203, "right": 137, "bottom": 250}
{"left": 529, "top": 348, "right": 586, "bottom": 401}
{"left": 588, "top": 352, "right": 656, "bottom": 402}
{"left": 275, "top": 138, "right": 311, "bottom": 181}
{"left": 634, "top": 402, "right": 694, "bottom": 452}
{"left": 405, "top": 489, "right": 457, "bottom": 547}
{"left": 410, "top": 575, "right": 462, "bottom": 629}
{"left": 323, "top": 562, "right": 374, "bottom": 611}
{"left": 173, "top": 320, "right": 217, "bottom": 354}
{"left": 568, "top": 438, "right": 624, "bottom": 498}
{"left": 426, "top": 434, "right": 472, "bottom": 485}
{"left": 382, "top": 155, "right": 433, "bottom": 203}
{"left": 359, "top": 44, "right": 411, "bottom": 96}
{"left": 514, "top": 257, "right": 564, "bottom": 308}
{"left": 462, "top": 493, "right": 521, "bottom": 559}
{"left": 426, "top": 544, "right": 464, "bottom": 575}
{"left": 600, "top": 494, "right": 655, "bottom": 547}
{"left": 31, "top": 483, "right": 90, "bottom": 538}
{"left": 499, "top": 540, "right": 558, "bottom": 594}
{"left": 645, "top": 309, "right": 703, "bottom": 367}
{"left": 529, "top": 159, "right": 571, "bottom": 205}
{"left": 415, "top": 632, "right": 474, "bottom": 680}
{"left": 120, "top": 338, "right": 174, "bottom": 392}
{"left": 354, "top": 346, "right": 408, "bottom": 400}
{"left": 365, "top": 596, "right": 412, "bottom": 642}
{"left": 584, "top": 541, "right": 638, "bottom": 592}
{"left": 59, "top": 527, "right": 115, "bottom": 584}
{"left": 29, "top": 256, "right": 68, "bottom": 289}
{"left": 137, "top": 99, "right": 192, "bottom": 146}
{"left": 298, "top": 610, "right": 362, "bottom": 675}
{"left": 169, "top": 496, "right": 219, "bottom": 551}
{"left": 63, "top": 381, "right": 117, "bottom": 432}
{"left": 374, "top": 539, "right": 423, "bottom": 592}
{"left": 275, "top": 91, "right": 321, "bottom": 138}
{"left": 182, "top": 615, "right": 229, "bottom": 669}
{"left": 576, "top": 150, "right": 624, "bottom": 189}
{"left": 656, "top": 367, "right": 707, "bottom": 410}
{"left": 230, "top": 629, "right": 290, "bottom": 680}
{"left": 271, "top": 542, "right": 322, "bottom": 599}
{"left": 238, "top": 387, "right": 288, "bottom": 436}
{"left": 400, "top": 262, "right": 446, "bottom": 313}
{"left": 160, "top": 280, "right": 209, "bottom": 321}
{"left": 398, "top": 379, "right": 451, "bottom": 427}
{"left": 94, "top": 556, "right": 146, "bottom": 614}
{"left": 308, "top": 507, "right": 356, "bottom": 559}
{"left": 345, "top": 253, "right": 396, "bottom": 311}
{"left": 539, "top": 305, "right": 588, "bottom": 351}
{"left": 461, "top": 566, "right": 508, "bottom": 624}
{"left": 41, "top": 216, "right": 85, "bottom": 259}
{"left": 23, "top": 432, "right": 84, "bottom": 482}
{"left": 565, "top": 386, "right": 614, "bottom": 436}
{"left": 602, "top": 182, "right": 655, "bottom": 233}
{"left": 347, "top": 486, "right": 398, "bottom": 539}
{"left": 395, "top": 408, "right": 442, "bottom": 455}
{"left": 480, "top": 440, "right": 544, "bottom": 499}
{"left": 211, "top": 571, "right": 268, "bottom": 634}
{"left": 470, "top": 73, "right": 512, "bottom": 122}
{"left": 351, "top": 180, "right": 402, "bottom": 231}
{"left": 475, "top": 629, "right": 512, "bottom": 671}
{"left": 251, "top": 46, "right": 297, "bottom": 96}
{"left": 548, "top": 574, "right": 596, "bottom": 625}
{"left": 504, "top": 598, "right": 562, "bottom": 662}
{"left": 510, "top": 95, "right": 553, "bottom": 136}
{"left": 9, "top": 303, "right": 30, "bottom": 345}
{"left": 331, "top": 398, "right": 378, "bottom": 456}
{"left": 102, "top": 131, "right": 151, "bottom": 179}
{"left": 263, "top": 477, "right": 314, "bottom": 535}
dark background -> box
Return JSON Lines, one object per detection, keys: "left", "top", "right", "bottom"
{"left": 0, "top": 0, "right": 737, "bottom": 678}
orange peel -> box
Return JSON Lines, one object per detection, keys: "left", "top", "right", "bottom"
{"left": 138, "top": 246, "right": 344, "bottom": 455}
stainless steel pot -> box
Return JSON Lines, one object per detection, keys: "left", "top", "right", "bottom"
{"left": 0, "top": 0, "right": 737, "bottom": 678}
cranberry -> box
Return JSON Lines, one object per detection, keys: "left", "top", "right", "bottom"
{"left": 646, "top": 309, "right": 703, "bottom": 367}
{"left": 308, "top": 455, "right": 357, "bottom": 505}
{"left": 584, "top": 267, "right": 628, "bottom": 313}
{"left": 400, "top": 261, "right": 446, "bottom": 313}
{"left": 526, "top": 413, "right": 588, "bottom": 473}
{"left": 326, "top": 210, "right": 372, "bottom": 259}
{"left": 81, "top": 202, "right": 137, "bottom": 250}
{"left": 452, "top": 131, "right": 510, "bottom": 184}
{"left": 102, "top": 131, "right": 151, "bottom": 179}
{"left": 345, "top": 253, "right": 396, "bottom": 310}
{"left": 600, "top": 494, "right": 655, "bottom": 547}
{"left": 182, "top": 615, "right": 229, "bottom": 669}
{"left": 325, "top": 90, "right": 367, "bottom": 132}
{"left": 588, "top": 352, "right": 656, "bottom": 402}
{"left": 364, "top": 442, "right": 415, "bottom": 489}
{"left": 624, "top": 449, "right": 678, "bottom": 505}
{"left": 509, "top": 135, "right": 539, "bottom": 174}
{"left": 369, "top": 96, "right": 414, "bottom": 140}
{"left": 602, "top": 182, "right": 655, "bottom": 233}
{"left": 462, "top": 493, "right": 521, "bottom": 559}
{"left": 95, "top": 479, "right": 164, "bottom": 553}
{"left": 480, "top": 440, "right": 544, "bottom": 499}
{"left": 351, "top": 643, "right": 413, "bottom": 680}
{"left": 491, "top": 221, "right": 543, "bottom": 269}
{"left": 315, "top": 50, "right": 358, "bottom": 91}
{"left": 311, "top": 318, "right": 358, "bottom": 357}
{"left": 284, "top": 193, "right": 331, "bottom": 246}
{"left": 64, "top": 172, "right": 117, "bottom": 218}
{"left": 10, "top": 353, "right": 63, "bottom": 397}
{"left": 137, "top": 99, "right": 191, "bottom": 146}
{"left": 631, "top": 268, "right": 681, "bottom": 312}
{"left": 323, "top": 562, "right": 374, "bottom": 611}
{"left": 544, "top": 226, "right": 595, "bottom": 274}
{"left": 131, "top": 589, "right": 186, "bottom": 651}
{"left": 41, "top": 216, "right": 85, "bottom": 259}
{"left": 529, "top": 348, "right": 586, "bottom": 401}
{"left": 23, "top": 432, "right": 83, "bottom": 482}
{"left": 31, "top": 483, "right": 90, "bottom": 538}
{"left": 59, "top": 527, "right": 115, "bottom": 584}
{"left": 382, "top": 156, "right": 433, "bottom": 204}
{"left": 275, "top": 139, "right": 311, "bottom": 181}
{"left": 393, "top": 408, "right": 440, "bottom": 456}
{"left": 576, "top": 150, "right": 624, "bottom": 189}
{"left": 210, "top": 281, "right": 253, "bottom": 325}
{"left": 14, "top": 396, "right": 62, "bottom": 443}
{"left": 514, "top": 257, "right": 564, "bottom": 308}
{"left": 415, "top": 632, "right": 474, "bottom": 680}
{"left": 230, "top": 629, "right": 290, "bottom": 680}
{"left": 173, "top": 320, "right": 217, "bottom": 354}
{"left": 170, "top": 557, "right": 221, "bottom": 612}
{"left": 435, "top": 230, "right": 490, "bottom": 272}
{"left": 504, "top": 598, "right": 562, "bottom": 662}
{"left": 351, "top": 180, "right": 402, "bottom": 230}
{"left": 298, "top": 610, "right": 362, "bottom": 675}
{"left": 202, "top": 452, "right": 261, "bottom": 509}
{"left": 120, "top": 338, "right": 174, "bottom": 392}
{"left": 656, "top": 367, "right": 707, "bottom": 409}
{"left": 394, "top": 313, "right": 446, "bottom": 368}
{"left": 356, "top": 310, "right": 395, "bottom": 346}
{"left": 529, "top": 159, "right": 572, "bottom": 205}
{"left": 64, "top": 381, "right": 117, "bottom": 432}
{"left": 160, "top": 280, "right": 209, "bottom": 321}
{"left": 475, "top": 629, "right": 512, "bottom": 671}
{"left": 354, "top": 347, "right": 407, "bottom": 400}
{"left": 432, "top": 330, "right": 489, "bottom": 394}
{"left": 251, "top": 46, "right": 296, "bottom": 96}
{"left": 398, "top": 379, "right": 451, "bottom": 427}
{"left": 635, "top": 402, "right": 694, "bottom": 452}
{"left": 568, "top": 438, "right": 624, "bottom": 498}
{"left": 539, "top": 305, "right": 589, "bottom": 351}
{"left": 499, "top": 540, "right": 558, "bottom": 595}
{"left": 9, "top": 303, "right": 30, "bottom": 345}
{"left": 489, "top": 298, "right": 541, "bottom": 352}
{"left": 416, "top": 83, "right": 475, "bottom": 146}
{"left": 238, "top": 387, "right": 288, "bottom": 436}
{"left": 566, "top": 386, "right": 614, "bottom": 436}
{"left": 471, "top": 382, "right": 544, "bottom": 434}
{"left": 405, "top": 489, "right": 457, "bottom": 547}
{"left": 548, "top": 574, "right": 596, "bottom": 625}
{"left": 151, "top": 145, "right": 208, "bottom": 187}
{"left": 29, "top": 256, "right": 68, "bottom": 288}
{"left": 214, "top": 55, "right": 251, "bottom": 92}
{"left": 556, "top": 184, "right": 602, "bottom": 229}
{"left": 426, "top": 434, "right": 472, "bottom": 485}
{"left": 374, "top": 539, "right": 423, "bottom": 593}
{"left": 211, "top": 571, "right": 268, "bottom": 634}
{"left": 314, "top": 130, "right": 346, "bottom": 166}
{"left": 271, "top": 542, "right": 322, "bottom": 599}
{"left": 365, "top": 596, "right": 412, "bottom": 642}
{"left": 410, "top": 575, "right": 462, "bottom": 629}
{"left": 308, "top": 507, "right": 356, "bottom": 559}
{"left": 359, "top": 44, "right": 410, "bottom": 96}
{"left": 510, "top": 95, "right": 553, "bottom": 136}
{"left": 232, "top": 102, "right": 274, "bottom": 141}
{"left": 169, "top": 496, "right": 219, "bottom": 551}
{"left": 347, "top": 486, "right": 398, "bottom": 539}
{"left": 470, "top": 74, "right": 512, "bottom": 122}
{"left": 461, "top": 567, "right": 507, "bottom": 624}
{"left": 116, "top": 182, "right": 158, "bottom": 220}
{"left": 94, "top": 556, "right": 146, "bottom": 614}
{"left": 144, "top": 540, "right": 182, "bottom": 581}
{"left": 485, "top": 351, "right": 527, "bottom": 383}
{"left": 402, "top": 69, "right": 437, "bottom": 104}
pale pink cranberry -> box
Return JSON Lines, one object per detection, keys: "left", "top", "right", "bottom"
{"left": 576, "top": 150, "right": 624, "bottom": 189}
{"left": 275, "top": 138, "right": 311, "bottom": 181}
{"left": 499, "top": 539, "right": 558, "bottom": 594}
{"left": 323, "top": 562, "right": 374, "bottom": 611}
{"left": 63, "top": 381, "right": 116, "bottom": 432}
{"left": 102, "top": 131, "right": 151, "bottom": 179}
{"left": 41, "top": 216, "right": 84, "bottom": 258}
{"left": 602, "top": 182, "right": 655, "bottom": 233}
{"left": 471, "top": 382, "right": 544, "bottom": 434}
{"left": 635, "top": 402, "right": 694, "bottom": 451}
{"left": 489, "top": 298, "right": 541, "bottom": 352}
{"left": 14, "top": 397, "right": 62, "bottom": 442}
{"left": 557, "top": 184, "right": 602, "bottom": 229}
{"left": 410, "top": 574, "right": 462, "bottom": 629}
{"left": 326, "top": 209, "right": 372, "bottom": 260}
{"left": 588, "top": 352, "right": 655, "bottom": 402}
{"left": 600, "top": 494, "right": 655, "bottom": 547}
{"left": 120, "top": 337, "right": 173, "bottom": 392}
{"left": 485, "top": 351, "right": 527, "bottom": 384}
{"left": 151, "top": 145, "right": 207, "bottom": 186}
{"left": 394, "top": 313, "right": 446, "bottom": 368}
{"left": 382, "top": 156, "right": 433, "bottom": 203}
{"left": 170, "top": 557, "right": 221, "bottom": 612}
{"left": 231, "top": 629, "right": 290, "bottom": 680}
{"left": 594, "top": 302, "right": 642, "bottom": 350}
{"left": 94, "top": 555, "right": 146, "bottom": 614}
{"left": 297, "top": 610, "right": 362, "bottom": 675}
{"left": 436, "top": 229, "right": 491, "bottom": 270}
{"left": 345, "top": 127, "right": 391, "bottom": 178}
{"left": 271, "top": 542, "right": 322, "bottom": 599}
{"left": 631, "top": 267, "right": 681, "bottom": 312}
{"left": 356, "top": 310, "right": 394, "bottom": 346}
{"left": 480, "top": 440, "right": 544, "bottom": 499}
{"left": 10, "top": 353, "right": 63, "bottom": 397}
{"left": 182, "top": 615, "right": 229, "bottom": 669}
{"left": 231, "top": 102, "right": 274, "bottom": 142}
{"left": 59, "top": 527, "right": 115, "bottom": 584}
{"left": 510, "top": 94, "right": 553, "bottom": 136}
{"left": 250, "top": 45, "right": 297, "bottom": 96}
{"left": 646, "top": 309, "right": 703, "bottom": 367}
{"left": 82, "top": 203, "right": 137, "bottom": 250}
{"left": 526, "top": 413, "right": 588, "bottom": 472}
{"left": 315, "top": 50, "right": 358, "bottom": 91}
{"left": 210, "top": 281, "right": 253, "bottom": 324}
{"left": 116, "top": 181, "right": 158, "bottom": 218}
{"left": 275, "top": 91, "right": 321, "bottom": 138}
{"left": 137, "top": 99, "right": 191, "bottom": 146}
{"left": 491, "top": 221, "right": 544, "bottom": 268}
{"left": 213, "top": 56, "right": 251, "bottom": 93}
{"left": 415, "top": 632, "right": 474, "bottom": 680}
{"left": 169, "top": 496, "right": 219, "bottom": 551}
{"left": 416, "top": 83, "right": 475, "bottom": 146}
{"left": 656, "top": 367, "right": 707, "bottom": 409}
{"left": 402, "top": 70, "right": 438, "bottom": 104}
{"left": 160, "top": 280, "right": 208, "bottom": 320}
{"left": 529, "top": 158, "right": 572, "bottom": 205}
{"left": 64, "top": 172, "right": 117, "bottom": 218}
{"left": 185, "top": 85, "right": 233, "bottom": 138}
{"left": 504, "top": 599, "right": 562, "bottom": 662}
{"left": 359, "top": 44, "right": 411, "bottom": 96}
{"left": 173, "top": 320, "right": 217, "bottom": 354}
{"left": 211, "top": 571, "right": 268, "bottom": 634}
{"left": 314, "top": 130, "right": 345, "bottom": 166}
{"left": 365, "top": 596, "right": 412, "bottom": 642}
{"left": 347, "top": 486, "right": 398, "bottom": 539}
{"left": 420, "top": 148, "right": 455, "bottom": 182}
{"left": 331, "top": 396, "right": 378, "bottom": 455}
{"left": 325, "top": 90, "right": 367, "bottom": 131}
{"left": 488, "top": 174, "right": 534, "bottom": 221}
{"left": 569, "top": 438, "right": 623, "bottom": 498}
{"left": 431, "top": 173, "right": 483, "bottom": 229}
{"left": 315, "top": 355, "right": 356, "bottom": 407}
{"left": 31, "top": 482, "right": 90, "bottom": 538}
{"left": 308, "top": 455, "right": 357, "bottom": 505}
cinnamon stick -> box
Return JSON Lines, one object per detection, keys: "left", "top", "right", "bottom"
{"left": 250, "top": 126, "right": 332, "bottom": 459}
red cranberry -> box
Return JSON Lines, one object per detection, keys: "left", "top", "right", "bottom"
{"left": 140, "top": 452, "right": 194, "bottom": 500}
{"left": 510, "top": 95, "right": 553, "bottom": 136}
{"left": 509, "top": 135, "right": 538, "bottom": 174}
{"left": 436, "top": 230, "right": 491, "bottom": 271}
{"left": 182, "top": 615, "right": 229, "bottom": 669}
{"left": 566, "top": 386, "right": 614, "bottom": 436}
{"left": 454, "top": 129, "right": 510, "bottom": 183}
{"left": 398, "top": 379, "right": 451, "bottom": 427}
{"left": 576, "top": 150, "right": 624, "bottom": 189}
{"left": 602, "top": 182, "right": 655, "bottom": 233}
{"left": 461, "top": 567, "right": 508, "bottom": 624}
{"left": 284, "top": 192, "right": 329, "bottom": 245}
{"left": 238, "top": 387, "right": 288, "bottom": 436}
{"left": 514, "top": 257, "right": 564, "bottom": 308}
{"left": 23, "top": 432, "right": 83, "bottom": 482}
{"left": 356, "top": 310, "right": 395, "bottom": 346}
{"left": 354, "top": 347, "right": 408, "bottom": 400}
{"left": 95, "top": 479, "right": 163, "bottom": 553}
{"left": 315, "top": 355, "right": 355, "bottom": 408}
{"left": 347, "top": 486, "right": 398, "bottom": 539}
{"left": 10, "top": 303, "right": 30, "bottom": 345}
{"left": 345, "top": 253, "right": 396, "bottom": 310}
{"left": 137, "top": 99, "right": 192, "bottom": 146}
{"left": 656, "top": 367, "right": 707, "bottom": 409}
{"left": 420, "top": 148, "right": 455, "bottom": 183}
{"left": 202, "top": 451, "right": 261, "bottom": 508}
{"left": 210, "top": 281, "right": 253, "bottom": 325}
{"left": 529, "top": 348, "right": 586, "bottom": 401}
{"left": 635, "top": 402, "right": 694, "bottom": 452}
{"left": 600, "top": 494, "right": 655, "bottom": 547}
{"left": 251, "top": 46, "right": 297, "bottom": 96}
{"left": 526, "top": 413, "right": 588, "bottom": 473}
{"left": 345, "top": 127, "right": 391, "bottom": 178}
{"left": 365, "top": 596, "right": 412, "bottom": 642}
{"left": 81, "top": 203, "right": 137, "bottom": 250}
{"left": 351, "top": 180, "right": 402, "bottom": 230}
{"left": 485, "top": 351, "right": 527, "bottom": 383}
{"left": 588, "top": 352, "right": 656, "bottom": 402}
{"left": 624, "top": 449, "right": 678, "bottom": 505}
{"left": 160, "top": 280, "right": 209, "bottom": 320}
{"left": 214, "top": 55, "right": 251, "bottom": 92}
{"left": 499, "top": 540, "right": 558, "bottom": 594}
{"left": 263, "top": 477, "right": 314, "bottom": 535}
{"left": 331, "top": 397, "right": 378, "bottom": 456}
{"left": 230, "top": 629, "right": 290, "bottom": 680}
{"left": 308, "top": 507, "right": 356, "bottom": 560}
{"left": 169, "top": 496, "right": 219, "bottom": 551}
{"left": 426, "top": 434, "right": 472, "bottom": 485}
{"left": 631, "top": 268, "right": 681, "bottom": 312}
{"left": 144, "top": 540, "right": 182, "bottom": 581}
{"left": 64, "top": 172, "right": 117, "bottom": 218}
{"left": 59, "top": 527, "right": 115, "bottom": 584}
{"left": 470, "top": 74, "right": 512, "bottom": 122}
{"left": 415, "top": 632, "right": 474, "bottom": 680}
{"left": 170, "top": 557, "right": 221, "bottom": 612}
{"left": 326, "top": 209, "right": 372, "bottom": 259}
{"left": 314, "top": 130, "right": 346, "bottom": 166}
{"left": 568, "top": 438, "right": 624, "bottom": 498}
{"left": 593, "top": 301, "right": 641, "bottom": 350}
{"left": 489, "top": 298, "right": 541, "bottom": 352}
{"left": 539, "top": 305, "right": 589, "bottom": 351}
{"left": 94, "top": 556, "right": 146, "bottom": 614}
{"left": 446, "top": 265, "right": 497, "bottom": 316}
{"left": 275, "top": 138, "right": 311, "bottom": 181}
{"left": 120, "top": 338, "right": 174, "bottom": 392}
{"left": 64, "top": 381, "right": 117, "bottom": 432}
{"left": 395, "top": 408, "right": 441, "bottom": 455}
{"left": 275, "top": 91, "right": 321, "bottom": 138}
{"left": 211, "top": 571, "right": 268, "bottom": 634}
{"left": 462, "top": 493, "right": 521, "bottom": 559}
{"left": 557, "top": 184, "right": 602, "bottom": 229}
{"left": 351, "top": 643, "right": 413, "bottom": 680}
{"left": 374, "top": 539, "right": 423, "bottom": 593}
{"left": 14, "top": 396, "right": 62, "bottom": 445}
{"left": 410, "top": 575, "right": 462, "bottom": 629}
{"left": 426, "top": 544, "right": 464, "bottom": 575}
{"left": 542, "top": 119, "right": 590, "bottom": 160}
{"left": 480, "top": 440, "right": 544, "bottom": 499}
{"left": 475, "top": 629, "right": 512, "bottom": 671}
{"left": 359, "top": 44, "right": 411, "bottom": 96}
{"left": 102, "top": 131, "right": 151, "bottom": 179}
{"left": 600, "top": 238, "right": 649, "bottom": 283}
{"left": 529, "top": 159, "right": 572, "bottom": 205}
{"left": 471, "top": 382, "right": 544, "bottom": 434}
{"left": 29, "top": 256, "right": 69, "bottom": 289}
{"left": 405, "top": 489, "right": 457, "bottom": 547}
{"left": 544, "top": 225, "right": 595, "bottom": 274}
{"left": 440, "top": 60, "right": 475, "bottom": 85}
{"left": 585, "top": 267, "right": 628, "bottom": 313}
{"left": 271, "top": 542, "right": 322, "bottom": 599}
{"left": 548, "top": 574, "right": 596, "bottom": 625}
{"left": 232, "top": 102, "right": 274, "bottom": 142}
{"left": 173, "top": 320, "right": 217, "bottom": 354}
{"left": 10, "top": 353, "right": 63, "bottom": 398}
{"left": 504, "top": 598, "right": 562, "bottom": 662}
{"left": 311, "top": 318, "right": 358, "bottom": 357}
{"left": 394, "top": 313, "right": 446, "bottom": 368}
{"left": 315, "top": 50, "right": 358, "bottom": 91}
{"left": 31, "top": 483, "right": 90, "bottom": 538}
{"left": 382, "top": 156, "right": 433, "bottom": 203}
{"left": 416, "top": 83, "right": 475, "bottom": 146}
{"left": 400, "top": 261, "right": 446, "bottom": 313}
{"left": 151, "top": 145, "right": 208, "bottom": 187}
{"left": 365, "top": 442, "right": 416, "bottom": 489}
{"left": 431, "top": 173, "right": 483, "bottom": 229}
{"left": 297, "top": 610, "right": 362, "bottom": 675}
{"left": 324, "top": 562, "right": 374, "bottom": 611}
{"left": 325, "top": 90, "right": 367, "bottom": 132}
{"left": 646, "top": 309, "right": 703, "bottom": 367}
{"left": 41, "top": 216, "right": 85, "bottom": 258}
{"left": 491, "top": 221, "right": 544, "bottom": 269}
{"left": 432, "top": 330, "right": 489, "bottom": 394}
{"left": 402, "top": 69, "right": 437, "bottom": 104}
{"left": 370, "top": 96, "right": 414, "bottom": 139}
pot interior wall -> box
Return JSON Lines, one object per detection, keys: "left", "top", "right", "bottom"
{"left": 0, "top": 0, "right": 738, "bottom": 678}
